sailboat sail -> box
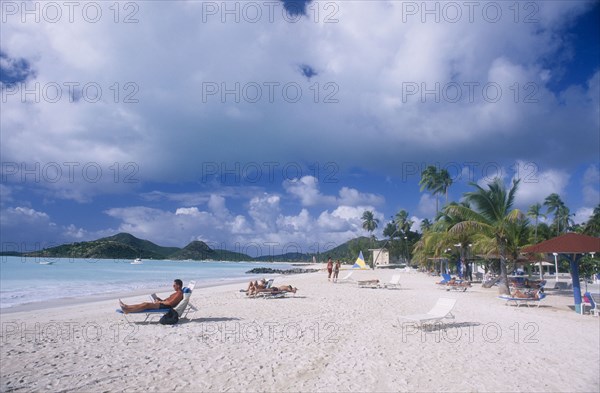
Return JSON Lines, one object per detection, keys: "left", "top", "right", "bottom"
{"left": 352, "top": 251, "right": 368, "bottom": 269}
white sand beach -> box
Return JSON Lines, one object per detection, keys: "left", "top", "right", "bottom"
{"left": 1, "top": 269, "right": 599, "bottom": 392}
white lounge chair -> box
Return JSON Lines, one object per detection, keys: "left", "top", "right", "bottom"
{"left": 336, "top": 271, "right": 354, "bottom": 283}
{"left": 117, "top": 280, "right": 197, "bottom": 323}
{"left": 397, "top": 298, "right": 457, "bottom": 329}
{"left": 382, "top": 274, "right": 401, "bottom": 289}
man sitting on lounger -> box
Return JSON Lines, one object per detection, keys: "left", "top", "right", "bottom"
{"left": 119, "top": 279, "right": 184, "bottom": 314}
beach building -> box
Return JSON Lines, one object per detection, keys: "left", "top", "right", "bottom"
{"left": 369, "top": 248, "right": 390, "bottom": 267}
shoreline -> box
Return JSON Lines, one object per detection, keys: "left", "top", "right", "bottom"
{"left": 0, "top": 277, "right": 259, "bottom": 315}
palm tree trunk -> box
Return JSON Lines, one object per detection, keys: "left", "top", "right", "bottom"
{"left": 498, "top": 242, "right": 510, "bottom": 295}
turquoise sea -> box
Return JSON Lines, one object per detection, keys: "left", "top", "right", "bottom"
{"left": 0, "top": 256, "right": 292, "bottom": 309}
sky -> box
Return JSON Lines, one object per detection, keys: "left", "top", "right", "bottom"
{"left": 1, "top": 0, "right": 599, "bottom": 257}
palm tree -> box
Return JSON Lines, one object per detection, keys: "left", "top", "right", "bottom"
{"left": 437, "top": 168, "right": 453, "bottom": 205}
{"left": 395, "top": 209, "right": 413, "bottom": 237}
{"left": 527, "top": 203, "right": 546, "bottom": 243}
{"left": 584, "top": 204, "right": 600, "bottom": 236}
{"left": 556, "top": 204, "right": 573, "bottom": 233}
{"left": 361, "top": 210, "right": 379, "bottom": 268}
{"left": 420, "top": 218, "right": 432, "bottom": 233}
{"left": 446, "top": 178, "right": 523, "bottom": 295}
{"left": 362, "top": 210, "right": 379, "bottom": 235}
{"left": 544, "top": 193, "right": 564, "bottom": 236}
{"left": 419, "top": 165, "right": 441, "bottom": 214}
{"left": 383, "top": 222, "right": 397, "bottom": 242}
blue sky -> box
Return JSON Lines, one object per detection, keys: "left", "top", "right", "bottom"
{"left": 1, "top": 0, "right": 599, "bottom": 257}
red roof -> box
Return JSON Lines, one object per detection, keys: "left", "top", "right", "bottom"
{"left": 522, "top": 233, "right": 600, "bottom": 254}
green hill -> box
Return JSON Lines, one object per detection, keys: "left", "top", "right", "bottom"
{"left": 169, "top": 241, "right": 251, "bottom": 261}
{"left": 99, "top": 233, "right": 180, "bottom": 258}
{"left": 322, "top": 237, "right": 386, "bottom": 264}
{"left": 26, "top": 240, "right": 165, "bottom": 260}
{"left": 21, "top": 232, "right": 395, "bottom": 263}
{"left": 253, "top": 252, "right": 313, "bottom": 262}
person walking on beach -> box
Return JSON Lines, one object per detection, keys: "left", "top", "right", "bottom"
{"left": 327, "top": 257, "right": 333, "bottom": 281}
{"left": 119, "top": 279, "right": 183, "bottom": 314}
{"left": 333, "top": 260, "right": 341, "bottom": 282}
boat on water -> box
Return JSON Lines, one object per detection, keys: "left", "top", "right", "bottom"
{"left": 131, "top": 258, "right": 143, "bottom": 265}
{"left": 39, "top": 261, "right": 55, "bottom": 265}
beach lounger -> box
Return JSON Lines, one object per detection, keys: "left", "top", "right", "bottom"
{"left": 336, "top": 271, "right": 355, "bottom": 283}
{"left": 436, "top": 274, "right": 452, "bottom": 285}
{"left": 397, "top": 298, "right": 457, "bottom": 329}
{"left": 498, "top": 292, "right": 546, "bottom": 308}
{"left": 247, "top": 281, "right": 297, "bottom": 299}
{"left": 443, "top": 281, "right": 471, "bottom": 292}
{"left": 357, "top": 279, "right": 380, "bottom": 288}
{"left": 116, "top": 281, "right": 197, "bottom": 323}
{"left": 381, "top": 274, "right": 401, "bottom": 289}
{"left": 584, "top": 292, "right": 599, "bottom": 317}
{"left": 240, "top": 278, "right": 274, "bottom": 294}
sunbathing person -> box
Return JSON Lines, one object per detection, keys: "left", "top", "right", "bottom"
{"left": 246, "top": 279, "right": 269, "bottom": 296}
{"left": 447, "top": 278, "right": 471, "bottom": 287}
{"left": 511, "top": 289, "right": 541, "bottom": 299}
{"left": 246, "top": 279, "right": 267, "bottom": 294}
{"left": 275, "top": 285, "right": 298, "bottom": 293}
{"left": 119, "top": 279, "right": 183, "bottom": 314}
{"left": 252, "top": 284, "right": 298, "bottom": 295}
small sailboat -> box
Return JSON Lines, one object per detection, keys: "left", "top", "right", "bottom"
{"left": 131, "top": 258, "right": 143, "bottom": 265}
{"left": 352, "top": 251, "right": 369, "bottom": 269}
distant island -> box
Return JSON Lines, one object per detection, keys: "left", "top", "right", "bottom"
{"left": 4, "top": 232, "right": 386, "bottom": 262}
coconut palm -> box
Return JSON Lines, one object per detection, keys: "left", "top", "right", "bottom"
{"left": 584, "top": 204, "right": 600, "bottom": 236}
{"left": 383, "top": 221, "right": 397, "bottom": 241}
{"left": 437, "top": 168, "right": 453, "bottom": 205}
{"left": 420, "top": 218, "right": 432, "bottom": 233}
{"left": 527, "top": 203, "right": 546, "bottom": 243}
{"left": 395, "top": 209, "right": 414, "bottom": 237}
{"left": 419, "top": 165, "right": 441, "bottom": 214}
{"left": 544, "top": 193, "right": 565, "bottom": 236}
{"left": 556, "top": 204, "right": 574, "bottom": 233}
{"left": 445, "top": 178, "right": 523, "bottom": 295}
{"left": 361, "top": 210, "right": 379, "bottom": 235}
{"left": 361, "top": 210, "right": 379, "bottom": 268}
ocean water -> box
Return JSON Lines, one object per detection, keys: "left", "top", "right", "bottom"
{"left": 0, "top": 256, "right": 292, "bottom": 309}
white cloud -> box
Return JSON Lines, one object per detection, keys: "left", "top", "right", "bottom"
{"left": 338, "top": 187, "right": 384, "bottom": 206}
{"left": 283, "top": 176, "right": 384, "bottom": 207}
{"left": 582, "top": 165, "right": 600, "bottom": 206}
{"left": 573, "top": 207, "right": 594, "bottom": 226}
{"left": 2, "top": 1, "right": 598, "bottom": 198}
{"left": 1, "top": 1, "right": 599, "bottom": 250}
{"left": 417, "top": 194, "right": 437, "bottom": 217}
{"left": 514, "top": 163, "right": 570, "bottom": 207}
{"left": 283, "top": 176, "right": 336, "bottom": 206}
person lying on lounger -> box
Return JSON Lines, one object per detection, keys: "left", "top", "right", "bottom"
{"left": 119, "top": 279, "right": 183, "bottom": 314}
{"left": 250, "top": 284, "right": 298, "bottom": 295}
{"left": 246, "top": 279, "right": 270, "bottom": 296}
{"left": 446, "top": 278, "right": 471, "bottom": 287}
{"left": 511, "top": 289, "right": 542, "bottom": 299}
{"left": 246, "top": 279, "right": 267, "bottom": 293}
